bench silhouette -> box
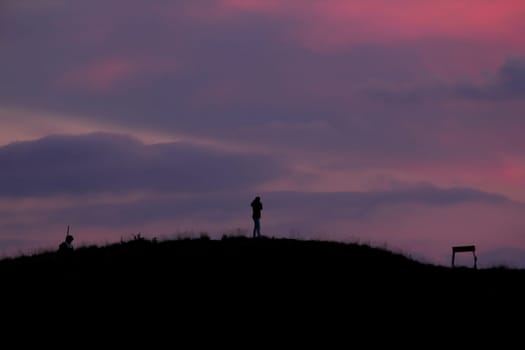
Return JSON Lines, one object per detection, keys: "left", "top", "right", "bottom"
{"left": 451, "top": 245, "right": 477, "bottom": 269}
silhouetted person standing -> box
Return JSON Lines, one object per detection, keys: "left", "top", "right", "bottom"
{"left": 251, "top": 196, "right": 263, "bottom": 238}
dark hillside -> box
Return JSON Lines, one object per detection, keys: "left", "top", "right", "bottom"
{"left": 2, "top": 236, "right": 523, "bottom": 297}
{"left": 0, "top": 235, "right": 439, "bottom": 284}
{"left": 1, "top": 235, "right": 523, "bottom": 334}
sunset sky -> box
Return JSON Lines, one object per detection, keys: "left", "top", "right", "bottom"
{"left": 1, "top": 0, "right": 525, "bottom": 268}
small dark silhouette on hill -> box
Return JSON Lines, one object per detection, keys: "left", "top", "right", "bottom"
{"left": 58, "top": 234, "right": 74, "bottom": 253}
{"left": 58, "top": 225, "right": 74, "bottom": 256}
{"left": 451, "top": 245, "right": 477, "bottom": 269}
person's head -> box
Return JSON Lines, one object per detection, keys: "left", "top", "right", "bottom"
{"left": 65, "top": 235, "right": 74, "bottom": 244}
{"left": 255, "top": 196, "right": 260, "bottom": 201}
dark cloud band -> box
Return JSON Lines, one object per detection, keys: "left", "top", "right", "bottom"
{"left": 0, "top": 132, "right": 283, "bottom": 197}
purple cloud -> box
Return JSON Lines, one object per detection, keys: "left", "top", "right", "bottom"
{"left": 459, "top": 57, "right": 525, "bottom": 99}
{"left": 0, "top": 133, "right": 284, "bottom": 197}
{"left": 366, "top": 56, "right": 525, "bottom": 102}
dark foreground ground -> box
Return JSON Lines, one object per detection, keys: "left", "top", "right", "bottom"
{"left": 1, "top": 236, "right": 523, "bottom": 339}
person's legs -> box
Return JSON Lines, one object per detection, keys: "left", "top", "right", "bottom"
{"left": 253, "top": 218, "right": 260, "bottom": 238}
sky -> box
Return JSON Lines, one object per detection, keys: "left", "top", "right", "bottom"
{"left": 1, "top": 0, "right": 525, "bottom": 268}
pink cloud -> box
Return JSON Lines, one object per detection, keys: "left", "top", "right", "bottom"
{"left": 220, "top": 0, "right": 281, "bottom": 12}
{"left": 307, "top": 2, "right": 522, "bottom": 51}
{"left": 217, "top": 0, "right": 525, "bottom": 59}
{"left": 60, "top": 57, "right": 140, "bottom": 92}
{"left": 58, "top": 56, "right": 179, "bottom": 92}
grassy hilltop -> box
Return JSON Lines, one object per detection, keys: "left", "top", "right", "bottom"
{"left": 1, "top": 235, "right": 523, "bottom": 294}
{"left": 1, "top": 235, "right": 522, "bottom": 336}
